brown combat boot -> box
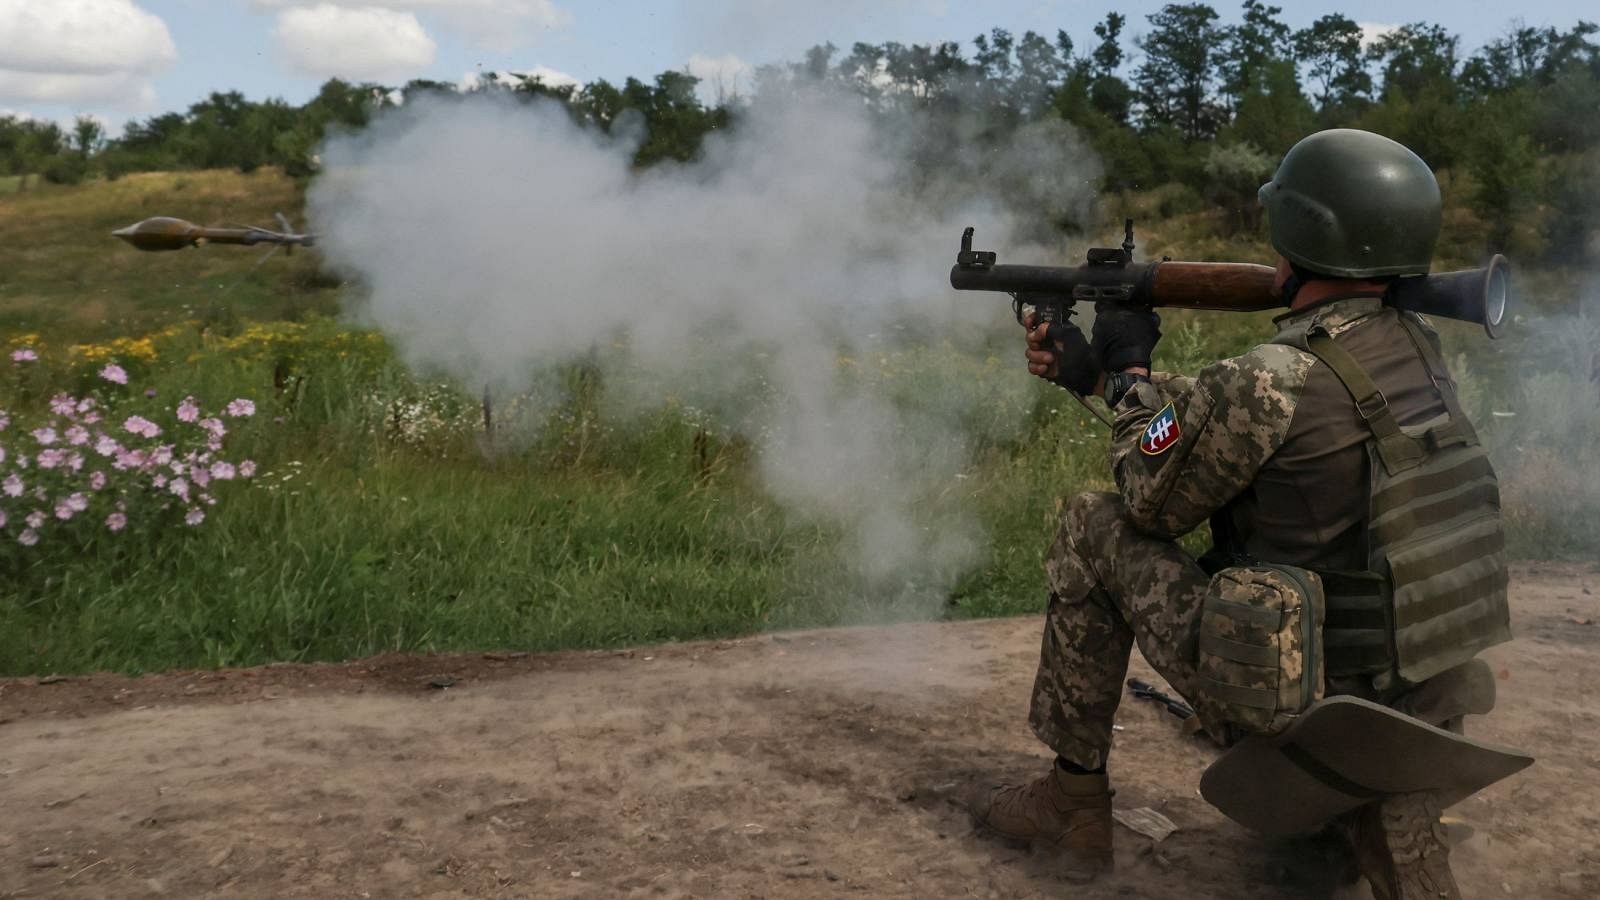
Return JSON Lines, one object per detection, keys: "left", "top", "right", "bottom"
{"left": 965, "top": 766, "right": 1114, "bottom": 880}
{"left": 1347, "top": 791, "right": 1461, "bottom": 900}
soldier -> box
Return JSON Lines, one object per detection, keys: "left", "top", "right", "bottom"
{"left": 965, "top": 128, "right": 1511, "bottom": 900}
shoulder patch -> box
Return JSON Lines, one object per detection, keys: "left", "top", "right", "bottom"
{"left": 1140, "top": 402, "right": 1181, "bottom": 455}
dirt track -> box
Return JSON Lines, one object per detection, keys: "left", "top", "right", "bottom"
{"left": 1, "top": 563, "right": 1596, "bottom": 899}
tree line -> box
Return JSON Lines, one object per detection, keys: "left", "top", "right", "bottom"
{"left": 4, "top": 3, "right": 1597, "bottom": 261}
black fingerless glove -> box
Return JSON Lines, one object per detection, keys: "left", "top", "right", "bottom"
{"left": 1091, "top": 302, "right": 1162, "bottom": 372}
{"left": 1046, "top": 322, "right": 1100, "bottom": 395}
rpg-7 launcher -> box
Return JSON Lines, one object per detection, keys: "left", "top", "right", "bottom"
{"left": 950, "top": 220, "right": 1510, "bottom": 340}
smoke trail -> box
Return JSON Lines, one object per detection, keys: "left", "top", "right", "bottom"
{"left": 307, "top": 88, "right": 1100, "bottom": 616}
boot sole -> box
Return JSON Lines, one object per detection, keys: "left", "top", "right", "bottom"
{"left": 1354, "top": 792, "right": 1462, "bottom": 900}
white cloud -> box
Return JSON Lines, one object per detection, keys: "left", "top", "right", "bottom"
{"left": 687, "top": 53, "right": 753, "bottom": 103}
{"left": 1358, "top": 22, "right": 1400, "bottom": 50}
{"left": 253, "top": 0, "right": 571, "bottom": 52}
{"left": 273, "top": 5, "right": 438, "bottom": 81}
{"left": 0, "top": 0, "right": 175, "bottom": 107}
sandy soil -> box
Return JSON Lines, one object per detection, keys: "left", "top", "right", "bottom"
{"left": 1, "top": 562, "right": 1596, "bottom": 899}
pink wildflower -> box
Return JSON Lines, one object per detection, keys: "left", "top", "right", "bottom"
{"left": 89, "top": 471, "right": 107, "bottom": 490}
{"left": 119, "top": 448, "right": 148, "bottom": 471}
{"left": 18, "top": 528, "right": 38, "bottom": 546}
{"left": 66, "top": 493, "right": 88, "bottom": 512}
{"left": 65, "top": 425, "right": 89, "bottom": 446}
{"left": 177, "top": 397, "right": 200, "bottom": 423}
{"left": 2, "top": 474, "right": 21, "bottom": 497}
{"left": 25, "top": 510, "right": 45, "bottom": 528}
{"left": 10, "top": 348, "right": 38, "bottom": 363}
{"left": 123, "top": 416, "right": 161, "bottom": 439}
{"left": 76, "top": 398, "right": 96, "bottom": 414}
{"left": 198, "top": 417, "right": 225, "bottom": 437}
{"left": 184, "top": 507, "right": 205, "bottom": 526}
{"left": 210, "top": 461, "right": 236, "bottom": 481}
{"left": 50, "top": 394, "right": 76, "bottom": 416}
{"left": 0, "top": 411, "right": 9, "bottom": 430}
{"left": 225, "top": 398, "right": 256, "bottom": 418}
{"left": 82, "top": 411, "right": 101, "bottom": 425}
{"left": 66, "top": 452, "right": 83, "bottom": 472}
{"left": 99, "top": 363, "right": 129, "bottom": 385}
{"left": 239, "top": 460, "right": 257, "bottom": 478}
{"left": 169, "top": 477, "right": 190, "bottom": 501}
{"left": 31, "top": 427, "right": 58, "bottom": 445}
{"left": 151, "top": 445, "right": 173, "bottom": 466}
{"left": 191, "top": 467, "right": 211, "bottom": 488}
{"left": 54, "top": 499, "right": 74, "bottom": 521}
{"left": 152, "top": 473, "right": 168, "bottom": 489}
{"left": 35, "top": 448, "right": 64, "bottom": 470}
{"left": 106, "top": 512, "right": 127, "bottom": 532}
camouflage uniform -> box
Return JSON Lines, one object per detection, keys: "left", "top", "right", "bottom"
{"left": 1030, "top": 296, "right": 1457, "bottom": 769}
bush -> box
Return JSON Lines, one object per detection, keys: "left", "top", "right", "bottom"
{"left": 1203, "top": 142, "right": 1275, "bottom": 233}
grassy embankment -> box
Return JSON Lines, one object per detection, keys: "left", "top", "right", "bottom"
{"left": 0, "top": 169, "right": 1593, "bottom": 676}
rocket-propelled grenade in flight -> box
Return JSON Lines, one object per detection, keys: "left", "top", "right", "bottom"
{"left": 112, "top": 215, "right": 315, "bottom": 253}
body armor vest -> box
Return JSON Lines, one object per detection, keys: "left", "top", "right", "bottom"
{"left": 1274, "top": 307, "right": 1512, "bottom": 688}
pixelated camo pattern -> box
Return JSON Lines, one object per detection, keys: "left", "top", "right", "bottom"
{"left": 1193, "top": 565, "right": 1326, "bottom": 736}
{"left": 1110, "top": 344, "right": 1316, "bottom": 539}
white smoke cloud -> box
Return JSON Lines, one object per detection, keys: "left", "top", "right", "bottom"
{"left": 0, "top": 0, "right": 175, "bottom": 107}
{"left": 273, "top": 5, "right": 437, "bottom": 81}
{"left": 309, "top": 90, "right": 1100, "bottom": 614}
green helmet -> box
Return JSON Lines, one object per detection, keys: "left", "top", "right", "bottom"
{"left": 1258, "top": 129, "right": 1442, "bottom": 278}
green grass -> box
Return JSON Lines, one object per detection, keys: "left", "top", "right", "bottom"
{"left": 1, "top": 169, "right": 1593, "bottom": 677}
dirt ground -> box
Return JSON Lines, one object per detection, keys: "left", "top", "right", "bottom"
{"left": 1, "top": 562, "right": 1596, "bottom": 899}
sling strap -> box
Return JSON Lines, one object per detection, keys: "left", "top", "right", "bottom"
{"left": 1305, "top": 325, "right": 1426, "bottom": 475}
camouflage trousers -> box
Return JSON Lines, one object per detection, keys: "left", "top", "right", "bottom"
{"left": 1029, "top": 491, "right": 1211, "bottom": 770}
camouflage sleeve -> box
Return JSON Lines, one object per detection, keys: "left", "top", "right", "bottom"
{"left": 1107, "top": 345, "right": 1315, "bottom": 538}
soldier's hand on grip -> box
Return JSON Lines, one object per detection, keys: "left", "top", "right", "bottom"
{"left": 1091, "top": 302, "right": 1161, "bottom": 372}
{"left": 1025, "top": 316, "right": 1098, "bottom": 395}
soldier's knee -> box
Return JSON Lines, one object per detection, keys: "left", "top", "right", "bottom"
{"left": 1063, "top": 491, "right": 1126, "bottom": 545}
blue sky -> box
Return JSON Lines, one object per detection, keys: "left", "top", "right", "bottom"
{"left": 2, "top": 0, "right": 1594, "bottom": 129}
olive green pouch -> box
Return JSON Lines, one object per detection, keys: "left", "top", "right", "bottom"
{"left": 1194, "top": 563, "right": 1326, "bottom": 738}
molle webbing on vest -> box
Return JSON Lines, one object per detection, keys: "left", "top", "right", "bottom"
{"left": 1319, "top": 569, "right": 1392, "bottom": 677}
{"left": 1303, "top": 316, "right": 1512, "bottom": 685}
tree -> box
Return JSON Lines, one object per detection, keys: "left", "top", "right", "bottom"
{"left": 1091, "top": 13, "right": 1127, "bottom": 77}
{"left": 1223, "top": 58, "right": 1315, "bottom": 157}
{"left": 1462, "top": 22, "right": 1600, "bottom": 95}
{"left": 1463, "top": 92, "right": 1542, "bottom": 253}
{"left": 1010, "top": 30, "right": 1074, "bottom": 118}
{"left": 1368, "top": 23, "right": 1459, "bottom": 101}
{"left": 1087, "top": 12, "right": 1135, "bottom": 124}
{"left": 1135, "top": 3, "right": 1224, "bottom": 140}
{"left": 1292, "top": 14, "right": 1371, "bottom": 113}
{"left": 71, "top": 116, "right": 104, "bottom": 157}
{"left": 1219, "top": 0, "right": 1291, "bottom": 108}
